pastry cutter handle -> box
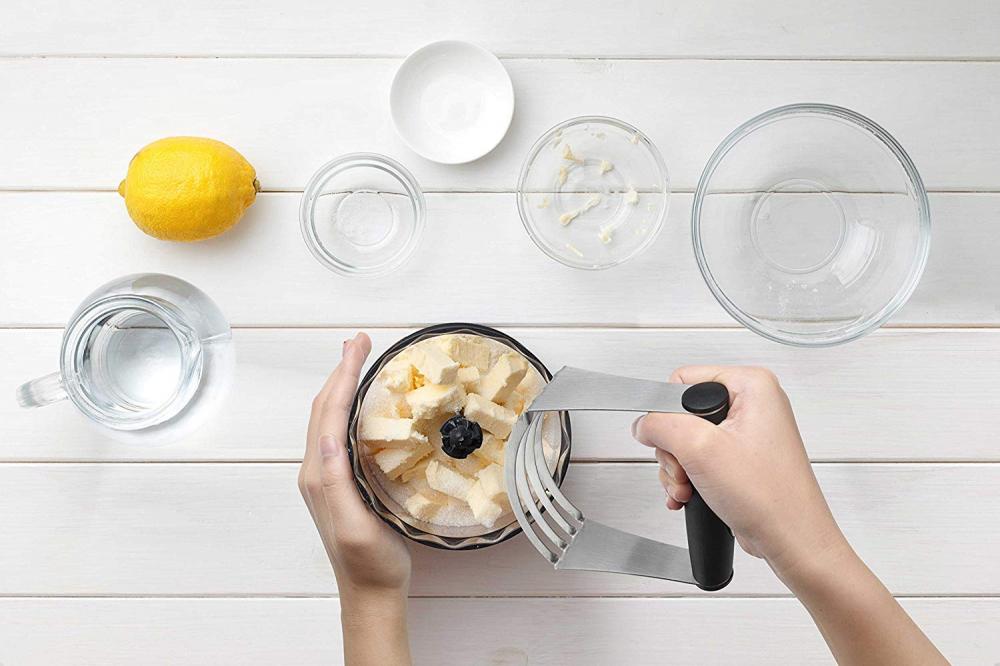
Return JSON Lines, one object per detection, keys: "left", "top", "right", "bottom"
{"left": 680, "top": 382, "right": 735, "bottom": 591}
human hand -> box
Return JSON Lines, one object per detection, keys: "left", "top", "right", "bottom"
{"left": 632, "top": 366, "right": 848, "bottom": 584}
{"left": 298, "top": 332, "right": 411, "bottom": 603}
{"left": 633, "top": 366, "right": 949, "bottom": 664}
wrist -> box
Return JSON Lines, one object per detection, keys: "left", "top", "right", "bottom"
{"left": 340, "top": 584, "right": 408, "bottom": 627}
{"left": 768, "top": 527, "right": 859, "bottom": 595}
{"left": 339, "top": 584, "right": 412, "bottom": 666}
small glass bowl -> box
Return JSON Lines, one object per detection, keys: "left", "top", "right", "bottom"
{"left": 300, "top": 153, "right": 425, "bottom": 277}
{"left": 517, "top": 116, "right": 670, "bottom": 270}
{"left": 692, "top": 104, "right": 931, "bottom": 347}
{"left": 348, "top": 323, "right": 573, "bottom": 550}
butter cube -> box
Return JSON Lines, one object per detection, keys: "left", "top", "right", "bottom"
{"left": 408, "top": 476, "right": 450, "bottom": 505}
{"left": 437, "top": 335, "right": 492, "bottom": 371}
{"left": 464, "top": 393, "right": 517, "bottom": 438}
{"left": 472, "top": 433, "right": 505, "bottom": 465}
{"left": 382, "top": 356, "right": 416, "bottom": 393}
{"left": 503, "top": 389, "right": 526, "bottom": 415}
{"left": 476, "top": 463, "right": 506, "bottom": 502}
{"left": 404, "top": 493, "right": 439, "bottom": 522}
{"left": 374, "top": 439, "right": 432, "bottom": 480}
{"left": 400, "top": 458, "right": 430, "bottom": 483}
{"left": 517, "top": 371, "right": 544, "bottom": 403}
{"left": 478, "top": 353, "right": 529, "bottom": 403}
{"left": 413, "top": 346, "right": 459, "bottom": 385}
{"left": 359, "top": 417, "right": 428, "bottom": 450}
{"left": 456, "top": 366, "right": 481, "bottom": 391}
{"left": 467, "top": 481, "right": 503, "bottom": 528}
{"left": 405, "top": 383, "right": 465, "bottom": 421}
{"left": 445, "top": 451, "right": 488, "bottom": 476}
{"left": 426, "top": 459, "right": 475, "bottom": 500}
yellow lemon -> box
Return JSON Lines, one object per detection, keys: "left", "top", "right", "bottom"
{"left": 118, "top": 137, "right": 260, "bottom": 241}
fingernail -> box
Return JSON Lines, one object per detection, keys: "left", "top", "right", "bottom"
{"left": 320, "top": 434, "right": 341, "bottom": 458}
{"left": 630, "top": 416, "right": 643, "bottom": 439}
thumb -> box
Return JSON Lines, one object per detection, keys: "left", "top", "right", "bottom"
{"left": 632, "top": 412, "right": 720, "bottom": 467}
{"left": 318, "top": 434, "right": 370, "bottom": 529}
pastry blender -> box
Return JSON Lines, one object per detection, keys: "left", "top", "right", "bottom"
{"left": 504, "top": 367, "right": 735, "bottom": 590}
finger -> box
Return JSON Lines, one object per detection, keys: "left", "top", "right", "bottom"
{"left": 659, "top": 467, "right": 693, "bottom": 503}
{"left": 319, "top": 434, "right": 372, "bottom": 533}
{"left": 669, "top": 481, "right": 693, "bottom": 503}
{"left": 666, "top": 496, "right": 684, "bottom": 511}
{"left": 325, "top": 333, "right": 372, "bottom": 414}
{"left": 632, "top": 411, "right": 719, "bottom": 465}
{"left": 306, "top": 333, "right": 372, "bottom": 460}
{"left": 302, "top": 333, "right": 371, "bottom": 550}
{"left": 318, "top": 333, "right": 373, "bottom": 445}
{"left": 654, "top": 448, "right": 688, "bottom": 484}
{"left": 668, "top": 365, "right": 727, "bottom": 385}
{"left": 306, "top": 336, "right": 358, "bottom": 465}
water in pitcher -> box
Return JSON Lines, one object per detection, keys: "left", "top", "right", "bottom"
{"left": 75, "top": 307, "right": 188, "bottom": 416}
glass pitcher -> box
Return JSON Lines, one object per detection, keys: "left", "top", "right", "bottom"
{"left": 16, "top": 273, "right": 234, "bottom": 444}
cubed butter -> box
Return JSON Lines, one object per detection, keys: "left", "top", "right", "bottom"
{"left": 437, "top": 335, "right": 492, "bottom": 371}
{"left": 478, "top": 353, "right": 529, "bottom": 403}
{"left": 476, "top": 463, "right": 506, "bottom": 502}
{"left": 472, "top": 433, "right": 505, "bottom": 465}
{"left": 467, "top": 481, "right": 503, "bottom": 528}
{"left": 443, "top": 451, "right": 488, "bottom": 476}
{"left": 503, "top": 389, "right": 526, "bottom": 415}
{"left": 456, "top": 366, "right": 481, "bottom": 391}
{"left": 382, "top": 352, "right": 417, "bottom": 393}
{"left": 359, "top": 417, "right": 428, "bottom": 450}
{"left": 464, "top": 393, "right": 518, "bottom": 438}
{"left": 408, "top": 476, "right": 450, "bottom": 505}
{"left": 425, "top": 459, "right": 475, "bottom": 500}
{"left": 413, "top": 346, "right": 459, "bottom": 385}
{"left": 400, "top": 458, "right": 430, "bottom": 483}
{"left": 404, "top": 493, "right": 439, "bottom": 522}
{"left": 405, "top": 383, "right": 465, "bottom": 421}
{"left": 516, "top": 371, "right": 544, "bottom": 403}
{"left": 374, "top": 439, "right": 432, "bottom": 480}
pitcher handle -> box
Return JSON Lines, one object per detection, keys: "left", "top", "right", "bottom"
{"left": 16, "top": 372, "right": 68, "bottom": 408}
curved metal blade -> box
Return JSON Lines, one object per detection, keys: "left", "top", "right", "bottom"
{"left": 527, "top": 367, "right": 689, "bottom": 414}
{"left": 556, "top": 519, "right": 698, "bottom": 585}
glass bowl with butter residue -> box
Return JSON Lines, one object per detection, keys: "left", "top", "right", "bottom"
{"left": 517, "top": 116, "right": 670, "bottom": 269}
{"left": 348, "top": 323, "right": 572, "bottom": 550}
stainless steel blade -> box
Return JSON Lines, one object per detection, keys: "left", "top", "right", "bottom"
{"left": 528, "top": 367, "right": 689, "bottom": 414}
{"left": 555, "top": 519, "right": 698, "bottom": 585}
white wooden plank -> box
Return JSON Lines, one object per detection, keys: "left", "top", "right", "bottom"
{"left": 2, "top": 327, "right": 998, "bottom": 462}
{"left": 3, "top": 0, "right": 998, "bottom": 59}
{"left": 1, "top": 59, "right": 998, "bottom": 191}
{"left": 0, "top": 192, "right": 994, "bottom": 327}
{"left": 0, "top": 597, "right": 993, "bottom": 665}
{"left": 0, "top": 462, "right": 994, "bottom": 596}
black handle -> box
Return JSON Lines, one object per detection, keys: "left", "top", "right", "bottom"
{"left": 681, "top": 382, "right": 735, "bottom": 591}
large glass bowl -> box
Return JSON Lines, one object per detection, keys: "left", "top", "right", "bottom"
{"left": 347, "top": 323, "right": 572, "bottom": 550}
{"left": 692, "top": 104, "right": 931, "bottom": 347}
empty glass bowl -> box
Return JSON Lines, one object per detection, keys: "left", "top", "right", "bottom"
{"left": 300, "top": 153, "right": 425, "bottom": 277}
{"left": 692, "top": 104, "right": 931, "bottom": 346}
{"left": 517, "top": 116, "right": 670, "bottom": 270}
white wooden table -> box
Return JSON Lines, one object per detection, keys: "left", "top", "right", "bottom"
{"left": 2, "top": 2, "right": 999, "bottom": 663}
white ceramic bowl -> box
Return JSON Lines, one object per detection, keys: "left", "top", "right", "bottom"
{"left": 390, "top": 41, "right": 514, "bottom": 164}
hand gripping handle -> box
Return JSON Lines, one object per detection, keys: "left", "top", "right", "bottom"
{"left": 680, "top": 382, "right": 735, "bottom": 591}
